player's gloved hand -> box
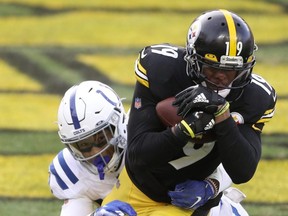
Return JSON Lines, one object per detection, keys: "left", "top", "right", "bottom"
{"left": 173, "top": 111, "right": 214, "bottom": 139}
{"left": 94, "top": 200, "right": 137, "bottom": 216}
{"left": 168, "top": 179, "right": 217, "bottom": 209}
{"left": 173, "top": 85, "right": 229, "bottom": 117}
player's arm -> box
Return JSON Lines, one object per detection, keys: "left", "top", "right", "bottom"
{"left": 48, "top": 150, "right": 100, "bottom": 216}
{"left": 213, "top": 117, "right": 261, "bottom": 183}
{"left": 60, "top": 197, "right": 96, "bottom": 216}
{"left": 128, "top": 45, "right": 189, "bottom": 165}
{"left": 206, "top": 163, "right": 232, "bottom": 194}
{"left": 217, "top": 76, "right": 276, "bottom": 183}
{"left": 127, "top": 82, "right": 187, "bottom": 166}
{"left": 172, "top": 84, "right": 266, "bottom": 183}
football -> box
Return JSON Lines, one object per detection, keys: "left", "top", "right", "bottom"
{"left": 156, "top": 97, "right": 216, "bottom": 144}
{"left": 156, "top": 97, "right": 181, "bottom": 126}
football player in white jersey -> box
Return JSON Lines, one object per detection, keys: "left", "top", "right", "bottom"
{"left": 48, "top": 81, "right": 131, "bottom": 216}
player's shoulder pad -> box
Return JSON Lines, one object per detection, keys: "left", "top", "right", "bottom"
{"left": 134, "top": 43, "right": 186, "bottom": 88}
{"left": 249, "top": 74, "right": 277, "bottom": 106}
{"left": 241, "top": 74, "right": 276, "bottom": 125}
{"left": 49, "top": 149, "right": 81, "bottom": 190}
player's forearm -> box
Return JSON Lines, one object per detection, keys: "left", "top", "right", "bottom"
{"left": 214, "top": 116, "right": 261, "bottom": 184}
{"left": 207, "top": 163, "right": 232, "bottom": 195}
{"left": 215, "top": 109, "right": 230, "bottom": 124}
{"left": 128, "top": 128, "right": 187, "bottom": 165}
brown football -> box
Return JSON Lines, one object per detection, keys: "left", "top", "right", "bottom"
{"left": 156, "top": 97, "right": 216, "bottom": 144}
{"left": 156, "top": 97, "right": 181, "bottom": 127}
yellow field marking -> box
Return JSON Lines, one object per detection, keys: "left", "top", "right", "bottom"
{"left": 77, "top": 54, "right": 137, "bottom": 85}
{"left": 255, "top": 64, "right": 288, "bottom": 96}
{"left": 0, "top": 10, "right": 286, "bottom": 46}
{"left": 264, "top": 100, "right": 288, "bottom": 134}
{"left": 0, "top": 0, "right": 283, "bottom": 13}
{"left": 0, "top": 155, "right": 287, "bottom": 203}
{"left": 0, "top": 93, "right": 60, "bottom": 131}
{"left": 0, "top": 59, "right": 42, "bottom": 91}
{"left": 0, "top": 91, "right": 284, "bottom": 133}
{"left": 0, "top": 154, "right": 55, "bottom": 198}
{"left": 236, "top": 159, "right": 288, "bottom": 203}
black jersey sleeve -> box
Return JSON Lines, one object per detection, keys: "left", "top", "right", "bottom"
{"left": 127, "top": 44, "right": 197, "bottom": 164}
{"left": 127, "top": 81, "right": 187, "bottom": 167}
{"left": 214, "top": 74, "right": 277, "bottom": 184}
{"left": 134, "top": 43, "right": 189, "bottom": 99}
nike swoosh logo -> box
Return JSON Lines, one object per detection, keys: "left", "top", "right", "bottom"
{"left": 189, "top": 196, "right": 202, "bottom": 209}
{"left": 141, "top": 48, "right": 147, "bottom": 58}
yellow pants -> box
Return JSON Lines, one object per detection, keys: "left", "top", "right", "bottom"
{"left": 102, "top": 167, "right": 194, "bottom": 216}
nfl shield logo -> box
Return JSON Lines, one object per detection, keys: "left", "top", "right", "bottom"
{"left": 134, "top": 97, "right": 142, "bottom": 109}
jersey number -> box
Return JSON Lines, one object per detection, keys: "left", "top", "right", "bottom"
{"left": 150, "top": 44, "right": 178, "bottom": 58}
{"left": 251, "top": 74, "right": 275, "bottom": 101}
{"left": 225, "top": 41, "right": 243, "bottom": 55}
{"left": 169, "top": 142, "right": 215, "bottom": 170}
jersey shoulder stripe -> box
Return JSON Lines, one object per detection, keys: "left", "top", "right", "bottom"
{"left": 49, "top": 150, "right": 79, "bottom": 190}
{"left": 49, "top": 162, "right": 68, "bottom": 190}
{"left": 251, "top": 74, "right": 276, "bottom": 124}
{"left": 236, "top": 73, "right": 277, "bottom": 132}
{"left": 58, "top": 150, "right": 79, "bottom": 184}
{"left": 134, "top": 44, "right": 186, "bottom": 91}
{"left": 257, "top": 108, "right": 275, "bottom": 124}
{"left": 134, "top": 55, "right": 149, "bottom": 88}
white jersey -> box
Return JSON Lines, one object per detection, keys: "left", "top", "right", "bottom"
{"left": 48, "top": 148, "right": 124, "bottom": 216}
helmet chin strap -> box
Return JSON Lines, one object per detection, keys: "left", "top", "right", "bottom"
{"left": 93, "top": 155, "right": 111, "bottom": 180}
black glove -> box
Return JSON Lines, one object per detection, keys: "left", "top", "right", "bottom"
{"left": 173, "top": 111, "right": 214, "bottom": 139}
{"left": 173, "top": 85, "right": 229, "bottom": 117}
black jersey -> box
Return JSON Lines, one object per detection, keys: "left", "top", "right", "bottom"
{"left": 126, "top": 43, "right": 276, "bottom": 203}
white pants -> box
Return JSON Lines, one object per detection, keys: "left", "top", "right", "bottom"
{"left": 60, "top": 197, "right": 97, "bottom": 216}
{"left": 210, "top": 188, "right": 249, "bottom": 216}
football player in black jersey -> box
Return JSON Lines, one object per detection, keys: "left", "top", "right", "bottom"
{"left": 101, "top": 9, "right": 277, "bottom": 216}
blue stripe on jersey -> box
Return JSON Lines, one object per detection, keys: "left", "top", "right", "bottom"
{"left": 49, "top": 163, "right": 68, "bottom": 190}
{"left": 70, "top": 86, "right": 81, "bottom": 129}
{"left": 58, "top": 150, "right": 79, "bottom": 184}
{"left": 231, "top": 205, "right": 241, "bottom": 216}
{"left": 96, "top": 89, "right": 117, "bottom": 106}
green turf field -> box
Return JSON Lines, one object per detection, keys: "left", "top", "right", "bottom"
{"left": 0, "top": 0, "right": 287, "bottom": 215}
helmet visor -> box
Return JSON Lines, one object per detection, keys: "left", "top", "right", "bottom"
{"left": 67, "top": 125, "right": 115, "bottom": 162}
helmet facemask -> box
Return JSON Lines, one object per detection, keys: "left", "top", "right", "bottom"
{"left": 65, "top": 110, "right": 126, "bottom": 179}
{"left": 68, "top": 128, "right": 122, "bottom": 179}
{"left": 63, "top": 110, "right": 126, "bottom": 178}
{"left": 185, "top": 45, "right": 256, "bottom": 93}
